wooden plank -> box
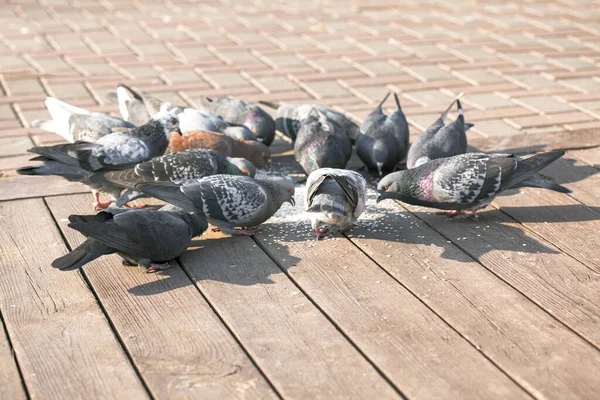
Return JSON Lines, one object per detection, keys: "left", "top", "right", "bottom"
{"left": 400, "top": 203, "right": 600, "bottom": 348}
{"left": 571, "top": 146, "right": 600, "bottom": 168}
{"left": 0, "top": 322, "right": 27, "bottom": 400}
{"left": 45, "top": 194, "right": 279, "bottom": 400}
{"left": 468, "top": 129, "right": 600, "bottom": 154}
{"left": 0, "top": 198, "right": 148, "bottom": 400}
{"left": 0, "top": 175, "right": 89, "bottom": 201}
{"left": 251, "top": 212, "right": 528, "bottom": 398}
{"left": 346, "top": 195, "right": 600, "bottom": 399}
{"left": 179, "top": 232, "right": 401, "bottom": 400}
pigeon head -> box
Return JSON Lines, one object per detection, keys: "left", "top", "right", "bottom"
{"left": 376, "top": 170, "right": 414, "bottom": 203}
{"left": 228, "top": 157, "right": 256, "bottom": 177}
{"left": 244, "top": 110, "right": 275, "bottom": 145}
{"left": 263, "top": 176, "right": 296, "bottom": 206}
{"left": 153, "top": 111, "right": 182, "bottom": 137}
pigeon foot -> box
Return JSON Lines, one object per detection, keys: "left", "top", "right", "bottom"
{"left": 93, "top": 193, "right": 112, "bottom": 210}
{"left": 211, "top": 226, "right": 221, "bottom": 232}
{"left": 146, "top": 262, "right": 171, "bottom": 273}
{"left": 314, "top": 229, "right": 329, "bottom": 240}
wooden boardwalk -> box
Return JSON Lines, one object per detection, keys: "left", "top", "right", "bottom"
{"left": 2, "top": 0, "right": 600, "bottom": 399}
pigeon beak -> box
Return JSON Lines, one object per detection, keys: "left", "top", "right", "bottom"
{"left": 289, "top": 197, "right": 295, "bottom": 206}
{"left": 376, "top": 162, "right": 383, "bottom": 176}
{"left": 172, "top": 127, "right": 182, "bottom": 136}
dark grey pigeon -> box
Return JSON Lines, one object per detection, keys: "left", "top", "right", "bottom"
{"left": 51, "top": 208, "right": 208, "bottom": 273}
{"left": 17, "top": 112, "right": 181, "bottom": 209}
{"left": 136, "top": 175, "right": 295, "bottom": 235}
{"left": 294, "top": 109, "right": 353, "bottom": 175}
{"left": 274, "top": 104, "right": 360, "bottom": 143}
{"left": 305, "top": 168, "right": 367, "bottom": 239}
{"left": 199, "top": 96, "right": 275, "bottom": 146}
{"left": 32, "top": 97, "right": 135, "bottom": 143}
{"left": 103, "top": 149, "right": 256, "bottom": 207}
{"left": 115, "top": 84, "right": 152, "bottom": 126}
{"left": 378, "top": 151, "right": 570, "bottom": 217}
{"left": 406, "top": 93, "right": 475, "bottom": 169}
{"left": 356, "top": 92, "right": 409, "bottom": 175}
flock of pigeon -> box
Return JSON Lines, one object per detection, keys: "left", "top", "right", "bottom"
{"left": 17, "top": 84, "right": 570, "bottom": 273}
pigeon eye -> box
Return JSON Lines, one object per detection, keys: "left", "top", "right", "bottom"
{"left": 171, "top": 118, "right": 177, "bottom": 125}
{"left": 287, "top": 188, "right": 292, "bottom": 192}
{"left": 262, "top": 152, "right": 268, "bottom": 157}
{"left": 383, "top": 185, "right": 389, "bottom": 190}
{"left": 241, "top": 169, "right": 248, "bottom": 175}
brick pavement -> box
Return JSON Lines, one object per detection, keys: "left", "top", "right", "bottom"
{"left": 1, "top": 0, "right": 600, "bottom": 148}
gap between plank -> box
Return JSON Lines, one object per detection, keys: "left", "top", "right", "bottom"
{"left": 394, "top": 199, "right": 600, "bottom": 354}
{"left": 251, "top": 236, "right": 409, "bottom": 400}
{"left": 0, "top": 310, "right": 31, "bottom": 400}
{"left": 175, "top": 255, "right": 285, "bottom": 400}
{"left": 41, "top": 198, "right": 157, "bottom": 400}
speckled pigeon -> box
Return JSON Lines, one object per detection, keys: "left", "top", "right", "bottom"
{"left": 305, "top": 168, "right": 367, "bottom": 239}
{"left": 17, "top": 112, "right": 181, "bottom": 209}
{"left": 294, "top": 109, "right": 353, "bottom": 174}
{"left": 274, "top": 103, "right": 360, "bottom": 143}
{"left": 51, "top": 208, "right": 208, "bottom": 273}
{"left": 198, "top": 96, "right": 276, "bottom": 146}
{"left": 32, "top": 97, "right": 135, "bottom": 143}
{"left": 377, "top": 151, "right": 570, "bottom": 217}
{"left": 104, "top": 149, "right": 256, "bottom": 206}
{"left": 356, "top": 92, "right": 409, "bottom": 175}
{"left": 136, "top": 175, "right": 295, "bottom": 235}
{"left": 406, "top": 94, "right": 474, "bottom": 169}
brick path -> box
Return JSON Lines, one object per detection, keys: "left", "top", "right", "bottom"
{"left": 1, "top": 0, "right": 600, "bottom": 151}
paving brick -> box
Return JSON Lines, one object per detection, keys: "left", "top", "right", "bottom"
{"left": 5, "top": 79, "right": 46, "bottom": 96}
{"left": 202, "top": 72, "right": 251, "bottom": 89}
{"left": 462, "top": 93, "right": 515, "bottom": 110}
{"left": 46, "top": 82, "right": 91, "bottom": 100}
{"left": 512, "top": 96, "right": 575, "bottom": 114}
{"left": 298, "top": 80, "right": 350, "bottom": 99}
{"left": 403, "top": 90, "right": 455, "bottom": 107}
{"left": 0, "top": 104, "right": 16, "bottom": 120}
{"left": 506, "top": 111, "right": 596, "bottom": 129}
{"left": 471, "top": 119, "right": 522, "bottom": 137}
{"left": 252, "top": 76, "right": 298, "bottom": 93}
{"left": 558, "top": 78, "right": 600, "bottom": 93}
{"left": 452, "top": 68, "right": 506, "bottom": 86}
{"left": 402, "top": 65, "right": 454, "bottom": 82}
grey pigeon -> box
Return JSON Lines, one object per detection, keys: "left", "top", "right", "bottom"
{"left": 51, "top": 208, "right": 208, "bottom": 273}
{"left": 103, "top": 149, "right": 256, "bottom": 207}
{"left": 377, "top": 151, "right": 570, "bottom": 217}
{"left": 115, "top": 84, "right": 152, "bottom": 126}
{"left": 178, "top": 108, "right": 257, "bottom": 140}
{"left": 199, "top": 96, "right": 276, "bottom": 146}
{"left": 406, "top": 93, "right": 474, "bottom": 169}
{"left": 356, "top": 92, "right": 409, "bottom": 175}
{"left": 17, "top": 112, "right": 181, "bottom": 209}
{"left": 274, "top": 103, "right": 360, "bottom": 143}
{"left": 294, "top": 109, "right": 353, "bottom": 174}
{"left": 305, "top": 168, "right": 367, "bottom": 239}
{"left": 32, "top": 97, "right": 135, "bottom": 142}
{"left": 136, "top": 175, "right": 295, "bottom": 235}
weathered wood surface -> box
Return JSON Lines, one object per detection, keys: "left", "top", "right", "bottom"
{"left": 537, "top": 157, "right": 600, "bottom": 208}
{"left": 468, "top": 128, "right": 600, "bottom": 154}
{"left": 347, "top": 196, "right": 600, "bottom": 399}
{"left": 46, "top": 194, "right": 278, "bottom": 400}
{"left": 180, "top": 231, "right": 400, "bottom": 399}
{"left": 0, "top": 175, "right": 89, "bottom": 201}
{"left": 0, "top": 324, "right": 27, "bottom": 400}
{"left": 0, "top": 198, "right": 148, "bottom": 400}
{"left": 571, "top": 147, "right": 600, "bottom": 168}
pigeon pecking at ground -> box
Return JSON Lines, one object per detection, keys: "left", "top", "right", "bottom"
{"left": 32, "top": 97, "right": 135, "bottom": 143}
{"left": 198, "top": 96, "right": 276, "bottom": 146}
{"left": 377, "top": 150, "right": 570, "bottom": 217}
{"left": 356, "top": 92, "right": 410, "bottom": 176}
{"left": 17, "top": 112, "right": 181, "bottom": 209}
{"left": 103, "top": 149, "right": 256, "bottom": 207}
{"left": 406, "top": 93, "right": 474, "bottom": 169}
{"left": 305, "top": 168, "right": 367, "bottom": 239}
{"left": 51, "top": 208, "right": 208, "bottom": 273}
{"left": 136, "top": 175, "right": 295, "bottom": 235}
{"left": 169, "top": 130, "right": 271, "bottom": 168}
{"left": 294, "top": 109, "right": 353, "bottom": 175}
{"left": 274, "top": 103, "right": 360, "bottom": 143}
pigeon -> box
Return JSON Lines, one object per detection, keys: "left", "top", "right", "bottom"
{"left": 17, "top": 112, "right": 181, "bottom": 209}
{"left": 51, "top": 208, "right": 208, "bottom": 273}
{"left": 136, "top": 175, "right": 295, "bottom": 235}
{"left": 377, "top": 151, "right": 570, "bottom": 217}
{"left": 115, "top": 84, "right": 152, "bottom": 126}
{"left": 169, "top": 130, "right": 271, "bottom": 168}
{"left": 356, "top": 92, "right": 409, "bottom": 175}
{"left": 274, "top": 103, "right": 360, "bottom": 143}
{"left": 294, "top": 109, "right": 353, "bottom": 174}
{"left": 305, "top": 168, "right": 367, "bottom": 239}
{"left": 406, "top": 93, "right": 474, "bottom": 169}
{"left": 32, "top": 97, "right": 135, "bottom": 142}
{"left": 178, "top": 108, "right": 257, "bottom": 140}
{"left": 103, "top": 149, "right": 256, "bottom": 207}
{"left": 198, "top": 96, "right": 276, "bottom": 146}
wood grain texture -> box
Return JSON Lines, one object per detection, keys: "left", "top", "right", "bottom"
{"left": 45, "top": 194, "right": 278, "bottom": 400}
{"left": 348, "top": 197, "right": 600, "bottom": 399}
{"left": 180, "top": 231, "right": 400, "bottom": 400}
{"left": 0, "top": 198, "right": 148, "bottom": 400}
{"left": 537, "top": 156, "right": 600, "bottom": 208}
{"left": 0, "top": 175, "right": 89, "bottom": 201}
{"left": 468, "top": 128, "right": 600, "bottom": 154}
{"left": 571, "top": 147, "right": 600, "bottom": 168}
{"left": 0, "top": 322, "right": 26, "bottom": 400}
{"left": 400, "top": 203, "right": 600, "bottom": 349}
{"left": 253, "top": 217, "right": 528, "bottom": 399}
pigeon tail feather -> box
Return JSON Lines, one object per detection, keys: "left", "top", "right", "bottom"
{"left": 378, "top": 92, "right": 391, "bottom": 108}
{"left": 519, "top": 176, "right": 572, "bottom": 193}
{"left": 51, "top": 238, "right": 110, "bottom": 270}
{"left": 32, "top": 119, "right": 60, "bottom": 135}
{"left": 506, "top": 150, "right": 566, "bottom": 189}
{"left": 136, "top": 182, "right": 198, "bottom": 213}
